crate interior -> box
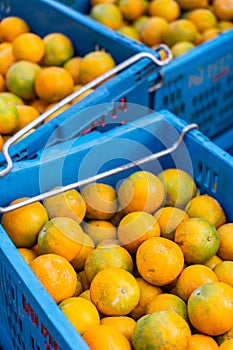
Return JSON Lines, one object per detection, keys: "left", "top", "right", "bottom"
{"left": 0, "top": 109, "right": 233, "bottom": 349}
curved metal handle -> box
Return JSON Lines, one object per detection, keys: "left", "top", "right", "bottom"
{"left": 0, "top": 46, "right": 172, "bottom": 178}
{"left": 0, "top": 122, "right": 198, "bottom": 214}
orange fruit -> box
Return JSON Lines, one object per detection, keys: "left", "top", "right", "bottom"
{"left": 132, "top": 310, "right": 191, "bottom": 350}
{"left": 188, "top": 281, "right": 233, "bottom": 336}
{"left": 0, "top": 134, "right": 4, "bottom": 151}
{"left": 84, "top": 244, "right": 133, "bottom": 283}
{"left": 30, "top": 253, "right": 77, "bottom": 304}
{"left": 174, "top": 218, "right": 220, "bottom": 264}
{"left": 59, "top": 296, "right": 100, "bottom": 335}
{"left": 176, "top": 0, "right": 209, "bottom": 10}
{"left": 148, "top": 0, "right": 180, "bottom": 22}
{"left": 176, "top": 264, "right": 218, "bottom": 302}
{"left": 79, "top": 289, "right": 91, "bottom": 300}
{"left": 70, "top": 233, "right": 95, "bottom": 271}
{"left": 81, "top": 182, "right": 118, "bottom": 220}
{"left": 91, "top": 0, "right": 117, "bottom": 4}
{"left": 83, "top": 324, "right": 131, "bottom": 350}
{"left": 158, "top": 168, "right": 197, "bottom": 208}
{"left": 117, "top": 211, "right": 161, "bottom": 254}
{"left": 201, "top": 27, "right": 221, "bottom": 42}
{"left": 0, "top": 16, "right": 30, "bottom": 42}
{"left": 12, "top": 105, "right": 40, "bottom": 133}
{"left": 154, "top": 206, "right": 189, "bottom": 240}
{"left": 187, "top": 333, "right": 219, "bottom": 350}
{"left": 1, "top": 197, "right": 48, "bottom": 247}
{"left": 214, "top": 261, "right": 233, "bottom": 287}
{"left": 90, "top": 3, "right": 124, "bottom": 30}
{"left": 82, "top": 220, "right": 117, "bottom": 246}
{"left": 213, "top": 0, "right": 233, "bottom": 21}
{"left": 217, "top": 223, "right": 233, "bottom": 260}
{"left": 205, "top": 254, "right": 223, "bottom": 270}
{"left": 133, "top": 15, "right": 149, "bottom": 32}
{"left": 0, "top": 92, "right": 23, "bottom": 106}
{"left": 139, "top": 16, "right": 168, "bottom": 47}
{"left": 164, "top": 18, "right": 198, "bottom": 47}
{"left": 0, "top": 45, "right": 16, "bottom": 77}
{"left": 42, "top": 32, "right": 74, "bottom": 66}
{"left": 117, "top": 170, "right": 165, "bottom": 214}
{"left": 217, "top": 326, "right": 233, "bottom": 345}
{"left": 100, "top": 316, "right": 136, "bottom": 342}
{"left": 18, "top": 247, "right": 37, "bottom": 264}
{"left": 30, "top": 98, "right": 49, "bottom": 114}
{"left": 6, "top": 60, "right": 41, "bottom": 100}
{"left": 90, "top": 267, "right": 140, "bottom": 316}
{"left": 78, "top": 270, "right": 91, "bottom": 292}
{"left": 78, "top": 50, "right": 116, "bottom": 85}
{"left": 34, "top": 66, "right": 74, "bottom": 103}
{"left": 129, "top": 277, "right": 162, "bottom": 320}
{"left": 219, "top": 339, "right": 233, "bottom": 349}
{"left": 185, "top": 194, "right": 226, "bottom": 228}
{"left": 136, "top": 236, "right": 184, "bottom": 286}
{"left": 218, "top": 20, "right": 233, "bottom": 31}
{"left": 63, "top": 56, "right": 82, "bottom": 84}
{"left": 187, "top": 8, "right": 218, "bottom": 33}
{"left": 0, "top": 73, "right": 6, "bottom": 92}
{"left": 118, "top": 0, "right": 146, "bottom": 21}
{"left": 37, "top": 217, "right": 85, "bottom": 261}
{"left": 0, "top": 98, "right": 19, "bottom": 134}
{"left": 43, "top": 102, "right": 71, "bottom": 123}
{"left": 147, "top": 293, "right": 188, "bottom": 321}
{"left": 171, "top": 41, "right": 195, "bottom": 58}
{"left": 117, "top": 25, "right": 140, "bottom": 41}
{"left": 12, "top": 32, "right": 45, "bottom": 63}
{"left": 43, "top": 188, "right": 86, "bottom": 224}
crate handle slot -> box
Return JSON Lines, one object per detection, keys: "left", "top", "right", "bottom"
{"left": 0, "top": 122, "right": 198, "bottom": 214}
{"left": 0, "top": 47, "right": 172, "bottom": 178}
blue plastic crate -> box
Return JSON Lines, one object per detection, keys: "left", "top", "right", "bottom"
{"left": 0, "top": 108, "right": 233, "bottom": 349}
{"left": 0, "top": 0, "right": 171, "bottom": 173}
{"left": 213, "top": 126, "right": 233, "bottom": 156}
{"left": 56, "top": 0, "right": 233, "bottom": 142}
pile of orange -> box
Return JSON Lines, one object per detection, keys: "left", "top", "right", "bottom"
{"left": 0, "top": 15, "right": 116, "bottom": 151}
{"left": 2, "top": 167, "right": 233, "bottom": 349}
{"left": 89, "top": 0, "right": 233, "bottom": 58}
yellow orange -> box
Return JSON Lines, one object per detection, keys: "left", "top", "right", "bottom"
{"left": 82, "top": 220, "right": 117, "bottom": 246}
{"left": 217, "top": 223, "right": 233, "bottom": 260}
{"left": 83, "top": 324, "right": 131, "bottom": 350}
{"left": 1, "top": 197, "right": 48, "bottom": 247}
{"left": 12, "top": 105, "right": 40, "bottom": 133}
{"left": 136, "top": 236, "right": 184, "bottom": 286}
{"left": 12, "top": 32, "right": 45, "bottom": 63}
{"left": 186, "top": 194, "right": 226, "bottom": 228}
{"left": 174, "top": 218, "right": 220, "bottom": 264}
{"left": 139, "top": 16, "right": 168, "bottom": 47}
{"left": 42, "top": 32, "right": 74, "bottom": 66}
{"left": 148, "top": 0, "right": 180, "bottom": 21}
{"left": 37, "top": 217, "right": 85, "bottom": 261}
{"left": 90, "top": 267, "right": 140, "bottom": 316}
{"left": 0, "top": 16, "right": 30, "bottom": 42}
{"left": 79, "top": 50, "right": 116, "bottom": 85}
{"left": 59, "top": 296, "right": 100, "bottom": 335}
{"left": 35, "top": 66, "right": 74, "bottom": 103}
{"left": 117, "top": 170, "right": 165, "bottom": 214}
{"left": 188, "top": 281, "right": 233, "bottom": 336}
{"left": 187, "top": 333, "right": 219, "bottom": 350}
{"left": 132, "top": 311, "right": 191, "bottom": 350}
{"left": 117, "top": 211, "right": 161, "bottom": 253}
{"left": 90, "top": 3, "right": 124, "bottom": 30}
{"left": 43, "top": 188, "right": 86, "bottom": 224}
{"left": 30, "top": 253, "right": 77, "bottom": 304}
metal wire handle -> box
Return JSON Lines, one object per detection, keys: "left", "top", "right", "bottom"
{"left": 0, "top": 122, "right": 199, "bottom": 213}
{"left": 0, "top": 47, "right": 172, "bottom": 178}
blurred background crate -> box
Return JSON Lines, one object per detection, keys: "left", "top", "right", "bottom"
{"left": 1, "top": 107, "right": 233, "bottom": 349}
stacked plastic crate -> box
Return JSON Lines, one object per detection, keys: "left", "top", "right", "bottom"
{"left": 0, "top": 1, "right": 233, "bottom": 350}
